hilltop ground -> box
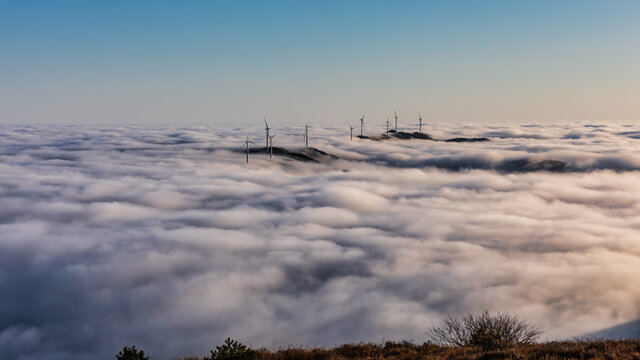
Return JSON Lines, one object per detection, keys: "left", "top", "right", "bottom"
{"left": 172, "top": 340, "right": 640, "bottom": 360}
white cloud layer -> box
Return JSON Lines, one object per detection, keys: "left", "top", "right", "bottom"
{"left": 1, "top": 122, "right": 640, "bottom": 359}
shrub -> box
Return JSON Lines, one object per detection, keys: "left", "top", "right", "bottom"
{"left": 115, "top": 345, "right": 149, "bottom": 360}
{"left": 428, "top": 310, "right": 542, "bottom": 349}
{"left": 204, "top": 338, "right": 257, "bottom": 360}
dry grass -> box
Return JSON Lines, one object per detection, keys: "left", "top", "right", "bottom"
{"left": 175, "top": 339, "right": 640, "bottom": 360}
{"left": 174, "top": 340, "right": 640, "bottom": 360}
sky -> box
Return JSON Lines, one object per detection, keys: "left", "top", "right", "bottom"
{"left": 3, "top": 3, "right": 640, "bottom": 358}
{"left": 1, "top": 1, "right": 640, "bottom": 125}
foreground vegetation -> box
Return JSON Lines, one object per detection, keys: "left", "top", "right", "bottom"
{"left": 258, "top": 340, "right": 640, "bottom": 360}
{"left": 116, "top": 313, "right": 640, "bottom": 360}
{"left": 111, "top": 339, "right": 640, "bottom": 360}
{"left": 164, "top": 340, "right": 640, "bottom": 360}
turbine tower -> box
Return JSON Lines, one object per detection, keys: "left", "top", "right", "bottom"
{"left": 394, "top": 110, "right": 399, "bottom": 132}
{"left": 241, "top": 134, "right": 257, "bottom": 163}
{"left": 385, "top": 117, "right": 392, "bottom": 135}
{"left": 347, "top": 122, "right": 355, "bottom": 140}
{"left": 360, "top": 113, "right": 365, "bottom": 137}
{"left": 418, "top": 113, "right": 423, "bottom": 133}
{"left": 263, "top": 117, "right": 271, "bottom": 150}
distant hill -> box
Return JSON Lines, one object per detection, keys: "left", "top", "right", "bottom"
{"left": 243, "top": 146, "right": 339, "bottom": 163}
{"left": 357, "top": 131, "right": 489, "bottom": 142}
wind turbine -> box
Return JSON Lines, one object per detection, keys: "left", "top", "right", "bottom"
{"left": 394, "top": 110, "right": 399, "bottom": 132}
{"left": 302, "top": 124, "right": 309, "bottom": 148}
{"left": 418, "top": 113, "right": 423, "bottom": 133}
{"left": 347, "top": 122, "right": 355, "bottom": 140}
{"left": 241, "top": 134, "right": 257, "bottom": 163}
{"left": 385, "top": 117, "right": 392, "bottom": 135}
{"left": 263, "top": 117, "right": 271, "bottom": 150}
{"left": 360, "top": 113, "right": 365, "bottom": 137}
{"left": 267, "top": 134, "right": 277, "bottom": 158}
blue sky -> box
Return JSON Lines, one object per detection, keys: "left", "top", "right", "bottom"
{"left": 1, "top": 0, "right": 639, "bottom": 125}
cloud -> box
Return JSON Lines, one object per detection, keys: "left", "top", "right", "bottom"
{"left": 319, "top": 186, "right": 390, "bottom": 213}
{"left": 1, "top": 122, "right": 640, "bottom": 359}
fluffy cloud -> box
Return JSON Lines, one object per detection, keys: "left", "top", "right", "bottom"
{"left": 1, "top": 122, "right": 640, "bottom": 359}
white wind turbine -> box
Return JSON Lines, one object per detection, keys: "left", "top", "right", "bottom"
{"left": 360, "top": 113, "right": 365, "bottom": 137}
{"left": 267, "top": 133, "right": 277, "bottom": 158}
{"left": 347, "top": 122, "right": 355, "bottom": 140}
{"left": 241, "top": 134, "right": 257, "bottom": 163}
{"left": 394, "top": 109, "right": 399, "bottom": 132}
{"left": 418, "top": 113, "right": 423, "bottom": 133}
{"left": 302, "top": 124, "right": 309, "bottom": 148}
{"left": 385, "top": 117, "right": 392, "bottom": 135}
{"left": 263, "top": 117, "right": 271, "bottom": 150}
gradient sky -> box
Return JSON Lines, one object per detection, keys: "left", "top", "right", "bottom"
{"left": 1, "top": 0, "right": 639, "bottom": 126}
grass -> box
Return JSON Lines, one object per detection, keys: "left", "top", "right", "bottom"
{"left": 176, "top": 339, "right": 640, "bottom": 360}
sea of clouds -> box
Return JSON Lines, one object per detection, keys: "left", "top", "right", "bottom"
{"left": 1, "top": 122, "right": 640, "bottom": 359}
